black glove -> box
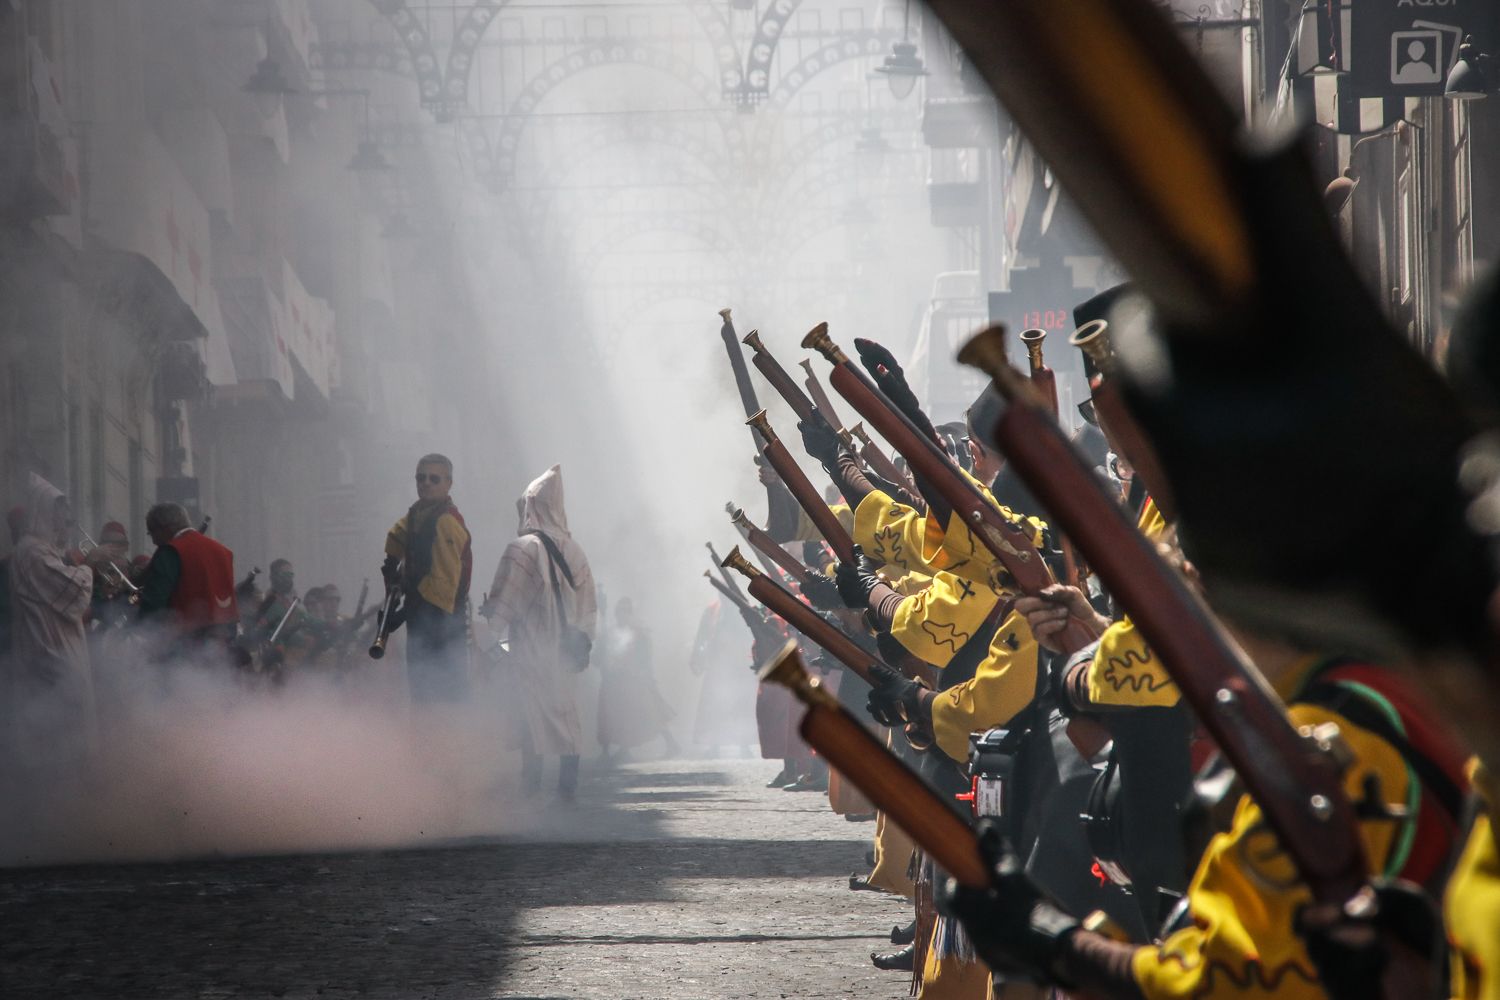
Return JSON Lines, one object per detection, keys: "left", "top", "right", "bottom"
{"left": 854, "top": 338, "right": 933, "bottom": 432}
{"left": 834, "top": 544, "right": 881, "bottom": 610}
{"left": 798, "top": 410, "right": 844, "bottom": 467}
{"left": 864, "top": 661, "right": 929, "bottom": 729}
{"left": 1297, "top": 879, "right": 1444, "bottom": 1000}
{"left": 381, "top": 555, "right": 401, "bottom": 587}
{"left": 799, "top": 569, "right": 843, "bottom": 611}
{"left": 937, "top": 817, "right": 1081, "bottom": 985}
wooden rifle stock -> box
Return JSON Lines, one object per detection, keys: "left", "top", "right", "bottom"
{"left": 744, "top": 330, "right": 823, "bottom": 427}
{"left": 803, "top": 325, "right": 1095, "bottom": 652}
{"left": 1071, "top": 320, "right": 1178, "bottom": 522}
{"left": 800, "top": 358, "right": 848, "bottom": 432}
{"left": 722, "top": 546, "right": 878, "bottom": 685}
{"left": 719, "top": 309, "right": 763, "bottom": 449}
{"left": 762, "top": 643, "right": 988, "bottom": 887}
{"left": 747, "top": 409, "right": 857, "bottom": 564}
{"left": 958, "top": 327, "right": 1369, "bottom": 908}
{"left": 1020, "top": 330, "right": 1080, "bottom": 587}
{"left": 728, "top": 506, "right": 813, "bottom": 587}
{"left": 850, "top": 423, "right": 911, "bottom": 490}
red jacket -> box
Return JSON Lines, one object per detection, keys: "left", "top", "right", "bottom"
{"left": 166, "top": 529, "right": 239, "bottom": 629}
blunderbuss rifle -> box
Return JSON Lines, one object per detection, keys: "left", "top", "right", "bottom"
{"left": 721, "top": 545, "right": 933, "bottom": 689}
{"left": 849, "top": 422, "right": 912, "bottom": 493}
{"left": 703, "top": 569, "right": 783, "bottom": 650}
{"left": 1019, "top": 330, "right": 1081, "bottom": 587}
{"left": 746, "top": 408, "right": 857, "bottom": 565}
{"left": 725, "top": 501, "right": 787, "bottom": 579}
{"left": 718, "top": 308, "right": 763, "bottom": 448}
{"left": 741, "top": 330, "right": 844, "bottom": 443}
{"left": 761, "top": 643, "right": 989, "bottom": 887}
{"left": 801, "top": 323, "right": 1097, "bottom": 652}
{"left": 726, "top": 504, "right": 813, "bottom": 588}
{"left": 369, "top": 573, "right": 404, "bottom": 659}
{"left": 957, "top": 327, "right": 1374, "bottom": 945}
{"left": 1069, "top": 320, "right": 1178, "bottom": 522}
{"left": 705, "top": 541, "right": 748, "bottom": 602}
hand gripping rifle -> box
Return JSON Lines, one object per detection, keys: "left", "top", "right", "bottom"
{"left": 958, "top": 327, "right": 1371, "bottom": 916}
{"left": 799, "top": 358, "right": 849, "bottom": 433}
{"left": 849, "top": 422, "right": 911, "bottom": 491}
{"left": 761, "top": 643, "right": 989, "bottom": 887}
{"left": 746, "top": 409, "right": 857, "bottom": 565}
{"left": 727, "top": 505, "right": 813, "bottom": 588}
{"left": 722, "top": 545, "right": 931, "bottom": 688}
{"left": 802, "top": 324, "right": 1096, "bottom": 652}
{"left": 369, "top": 574, "right": 404, "bottom": 660}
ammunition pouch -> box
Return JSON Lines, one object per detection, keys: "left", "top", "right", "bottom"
{"left": 963, "top": 723, "right": 1034, "bottom": 841}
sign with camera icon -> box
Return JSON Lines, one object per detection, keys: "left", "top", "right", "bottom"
{"left": 1345, "top": 1, "right": 1497, "bottom": 97}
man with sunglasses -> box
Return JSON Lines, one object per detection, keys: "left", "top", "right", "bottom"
{"left": 382, "top": 454, "right": 473, "bottom": 701}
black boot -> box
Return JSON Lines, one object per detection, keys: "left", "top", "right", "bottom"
{"left": 558, "top": 754, "right": 580, "bottom": 803}
{"left": 766, "top": 765, "right": 795, "bottom": 788}
{"left": 890, "top": 920, "right": 916, "bottom": 945}
{"left": 870, "top": 944, "right": 915, "bottom": 971}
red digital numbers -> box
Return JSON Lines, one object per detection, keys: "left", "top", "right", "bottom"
{"left": 1021, "top": 309, "right": 1068, "bottom": 331}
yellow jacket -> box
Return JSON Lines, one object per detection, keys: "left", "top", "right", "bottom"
{"left": 1086, "top": 617, "right": 1180, "bottom": 709}
{"left": 1447, "top": 760, "right": 1499, "bottom": 1000}
{"left": 1132, "top": 658, "right": 1452, "bottom": 999}
{"left": 889, "top": 570, "right": 1004, "bottom": 670}
{"left": 928, "top": 607, "right": 1040, "bottom": 762}
{"left": 384, "top": 508, "right": 471, "bottom": 614}
{"left": 852, "top": 490, "right": 939, "bottom": 576}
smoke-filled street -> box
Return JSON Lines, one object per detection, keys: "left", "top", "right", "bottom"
{"left": 1, "top": 759, "right": 905, "bottom": 1000}
{"left": 5, "top": 0, "right": 1500, "bottom": 997}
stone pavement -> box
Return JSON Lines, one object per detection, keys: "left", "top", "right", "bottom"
{"left": 0, "top": 759, "right": 914, "bottom": 999}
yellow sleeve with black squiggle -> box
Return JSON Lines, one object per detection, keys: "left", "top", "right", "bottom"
{"left": 889, "top": 571, "right": 1001, "bottom": 670}
{"left": 853, "top": 491, "right": 936, "bottom": 575}
{"left": 1131, "top": 701, "right": 1412, "bottom": 1000}
{"left": 1086, "top": 618, "right": 1180, "bottom": 709}
{"left": 1446, "top": 760, "right": 1500, "bottom": 1000}
{"left": 917, "top": 473, "right": 1048, "bottom": 591}
{"left": 929, "top": 608, "right": 1039, "bottom": 763}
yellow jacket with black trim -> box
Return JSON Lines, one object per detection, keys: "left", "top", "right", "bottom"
{"left": 1131, "top": 657, "right": 1437, "bottom": 1000}
{"left": 928, "top": 607, "right": 1039, "bottom": 763}
{"left": 1081, "top": 492, "right": 1179, "bottom": 708}
{"left": 916, "top": 470, "right": 1048, "bottom": 591}
{"left": 888, "top": 570, "right": 1003, "bottom": 671}
{"left": 852, "top": 490, "right": 939, "bottom": 576}
{"left": 1447, "top": 759, "right": 1499, "bottom": 1000}
{"left": 384, "top": 510, "right": 470, "bottom": 615}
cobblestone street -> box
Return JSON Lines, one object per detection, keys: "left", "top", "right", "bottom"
{"left": 0, "top": 760, "right": 912, "bottom": 999}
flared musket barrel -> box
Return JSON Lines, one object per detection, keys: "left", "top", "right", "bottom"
{"left": 758, "top": 642, "right": 839, "bottom": 709}
{"left": 957, "top": 326, "right": 1031, "bottom": 400}
{"left": 799, "top": 322, "right": 847, "bottom": 364}
{"left": 1069, "top": 319, "right": 1112, "bottom": 370}
{"left": 1020, "top": 327, "right": 1047, "bottom": 372}
{"left": 720, "top": 545, "right": 762, "bottom": 579}
{"left": 741, "top": 329, "right": 766, "bottom": 353}
{"left": 727, "top": 506, "right": 750, "bottom": 528}
{"left": 719, "top": 307, "right": 732, "bottom": 321}
{"left": 745, "top": 408, "right": 778, "bottom": 444}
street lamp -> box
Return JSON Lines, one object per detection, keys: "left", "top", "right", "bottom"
{"left": 243, "top": 54, "right": 296, "bottom": 117}
{"left": 874, "top": 41, "right": 928, "bottom": 99}
{"left": 1445, "top": 36, "right": 1493, "bottom": 99}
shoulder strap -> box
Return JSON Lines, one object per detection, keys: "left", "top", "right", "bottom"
{"left": 527, "top": 530, "right": 576, "bottom": 588}
{"left": 525, "top": 531, "right": 571, "bottom": 626}
{"left": 1298, "top": 676, "right": 1466, "bottom": 830}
